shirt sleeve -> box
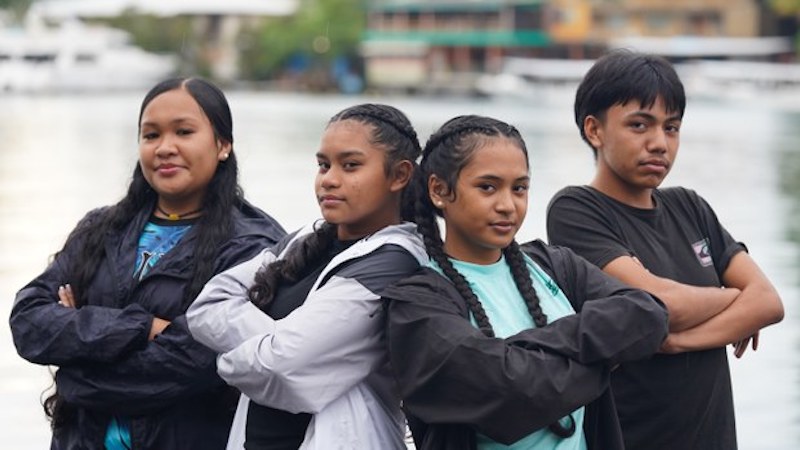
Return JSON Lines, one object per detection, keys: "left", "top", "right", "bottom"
{"left": 215, "top": 245, "right": 418, "bottom": 414}
{"left": 677, "top": 188, "right": 746, "bottom": 279}
{"left": 546, "top": 187, "right": 632, "bottom": 269}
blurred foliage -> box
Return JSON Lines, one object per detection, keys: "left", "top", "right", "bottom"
{"left": 93, "top": 13, "right": 208, "bottom": 76}
{"left": 0, "top": 0, "right": 32, "bottom": 20}
{"left": 237, "top": 0, "right": 365, "bottom": 82}
{"left": 770, "top": 0, "right": 800, "bottom": 15}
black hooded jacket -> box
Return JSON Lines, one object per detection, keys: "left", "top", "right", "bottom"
{"left": 383, "top": 240, "right": 669, "bottom": 450}
{"left": 10, "top": 201, "right": 285, "bottom": 449}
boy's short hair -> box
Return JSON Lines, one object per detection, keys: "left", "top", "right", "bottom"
{"left": 574, "top": 49, "right": 686, "bottom": 154}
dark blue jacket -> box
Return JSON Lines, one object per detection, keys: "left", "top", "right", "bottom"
{"left": 10, "top": 200, "right": 285, "bottom": 450}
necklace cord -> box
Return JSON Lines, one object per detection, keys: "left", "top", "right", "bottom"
{"left": 156, "top": 205, "right": 203, "bottom": 221}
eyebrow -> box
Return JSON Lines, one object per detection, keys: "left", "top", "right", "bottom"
{"left": 627, "top": 111, "right": 682, "bottom": 122}
{"left": 316, "top": 149, "right": 367, "bottom": 159}
{"left": 140, "top": 117, "right": 199, "bottom": 128}
{"left": 475, "top": 174, "right": 530, "bottom": 182}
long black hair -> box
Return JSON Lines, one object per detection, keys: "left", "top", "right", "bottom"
{"left": 45, "top": 77, "right": 244, "bottom": 426}
{"left": 414, "top": 114, "right": 575, "bottom": 438}
{"left": 248, "top": 103, "right": 421, "bottom": 312}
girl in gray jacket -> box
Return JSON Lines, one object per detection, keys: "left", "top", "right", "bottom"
{"left": 187, "top": 104, "right": 425, "bottom": 450}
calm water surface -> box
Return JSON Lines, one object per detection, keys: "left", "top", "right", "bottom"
{"left": 1, "top": 91, "right": 798, "bottom": 449}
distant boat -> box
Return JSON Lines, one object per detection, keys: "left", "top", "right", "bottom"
{"left": 678, "top": 59, "right": 800, "bottom": 108}
{"left": 475, "top": 57, "right": 594, "bottom": 103}
{"left": 0, "top": 19, "right": 176, "bottom": 94}
{"left": 477, "top": 54, "right": 800, "bottom": 110}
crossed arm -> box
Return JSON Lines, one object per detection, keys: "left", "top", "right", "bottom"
{"left": 603, "top": 251, "right": 783, "bottom": 356}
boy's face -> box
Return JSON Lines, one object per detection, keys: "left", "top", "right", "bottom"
{"left": 585, "top": 96, "right": 682, "bottom": 201}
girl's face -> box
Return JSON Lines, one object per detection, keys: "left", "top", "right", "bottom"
{"left": 431, "top": 137, "right": 529, "bottom": 264}
{"left": 138, "top": 88, "right": 230, "bottom": 212}
{"left": 315, "top": 119, "right": 409, "bottom": 240}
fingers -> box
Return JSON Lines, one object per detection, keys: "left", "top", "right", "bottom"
{"left": 732, "top": 332, "right": 760, "bottom": 359}
{"left": 57, "top": 284, "right": 76, "bottom": 308}
{"left": 733, "top": 338, "right": 748, "bottom": 358}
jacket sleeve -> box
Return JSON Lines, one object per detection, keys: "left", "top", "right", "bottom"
{"left": 10, "top": 231, "right": 153, "bottom": 366}
{"left": 187, "top": 248, "right": 279, "bottom": 354}
{"left": 53, "top": 232, "right": 283, "bottom": 415}
{"left": 509, "top": 245, "right": 669, "bottom": 366}
{"left": 384, "top": 271, "right": 612, "bottom": 446}
{"left": 54, "top": 316, "right": 221, "bottom": 415}
{"left": 216, "top": 248, "right": 418, "bottom": 414}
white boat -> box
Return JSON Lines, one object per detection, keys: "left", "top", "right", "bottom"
{"left": 475, "top": 57, "right": 594, "bottom": 104}
{"left": 678, "top": 59, "right": 800, "bottom": 108}
{"left": 477, "top": 54, "right": 800, "bottom": 110}
{"left": 0, "top": 18, "right": 176, "bottom": 94}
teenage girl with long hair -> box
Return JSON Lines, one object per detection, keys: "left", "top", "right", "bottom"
{"left": 9, "top": 77, "right": 286, "bottom": 449}
{"left": 187, "top": 103, "right": 426, "bottom": 449}
{"left": 382, "top": 115, "right": 669, "bottom": 450}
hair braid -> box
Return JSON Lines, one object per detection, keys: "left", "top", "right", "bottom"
{"left": 504, "top": 241, "right": 548, "bottom": 327}
{"left": 411, "top": 169, "right": 495, "bottom": 337}
{"left": 249, "top": 222, "right": 336, "bottom": 311}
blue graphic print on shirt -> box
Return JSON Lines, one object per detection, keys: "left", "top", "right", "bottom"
{"left": 133, "top": 221, "right": 192, "bottom": 280}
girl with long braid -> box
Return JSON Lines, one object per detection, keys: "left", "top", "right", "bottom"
{"left": 9, "top": 77, "right": 286, "bottom": 449}
{"left": 187, "top": 103, "right": 426, "bottom": 449}
{"left": 382, "top": 115, "right": 669, "bottom": 450}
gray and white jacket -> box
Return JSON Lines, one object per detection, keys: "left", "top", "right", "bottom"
{"left": 187, "top": 221, "right": 427, "bottom": 449}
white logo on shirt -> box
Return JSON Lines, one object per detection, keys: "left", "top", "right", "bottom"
{"left": 692, "top": 238, "right": 713, "bottom": 267}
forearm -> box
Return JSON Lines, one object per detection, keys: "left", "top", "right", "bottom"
{"left": 657, "top": 282, "right": 739, "bottom": 332}
{"left": 662, "top": 284, "right": 783, "bottom": 353}
{"left": 602, "top": 256, "right": 738, "bottom": 332}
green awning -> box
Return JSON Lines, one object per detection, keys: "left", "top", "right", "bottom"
{"left": 364, "top": 29, "right": 550, "bottom": 47}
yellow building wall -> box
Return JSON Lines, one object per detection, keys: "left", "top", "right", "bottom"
{"left": 583, "top": 0, "right": 759, "bottom": 41}
{"left": 548, "top": 0, "right": 592, "bottom": 43}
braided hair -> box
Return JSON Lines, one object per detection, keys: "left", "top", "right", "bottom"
{"left": 414, "top": 115, "right": 575, "bottom": 438}
{"left": 249, "top": 103, "right": 421, "bottom": 311}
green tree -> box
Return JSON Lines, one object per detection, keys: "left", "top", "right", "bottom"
{"left": 767, "top": 0, "right": 800, "bottom": 57}
{"left": 93, "top": 13, "right": 206, "bottom": 76}
{"left": 238, "top": 0, "right": 365, "bottom": 85}
{"left": 770, "top": 0, "right": 800, "bottom": 15}
{"left": 0, "top": 0, "right": 32, "bottom": 20}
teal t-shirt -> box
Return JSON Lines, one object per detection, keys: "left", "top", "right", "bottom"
{"left": 431, "top": 255, "right": 588, "bottom": 450}
{"left": 105, "top": 218, "right": 193, "bottom": 450}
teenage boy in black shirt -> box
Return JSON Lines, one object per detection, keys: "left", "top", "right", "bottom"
{"left": 546, "top": 50, "right": 784, "bottom": 450}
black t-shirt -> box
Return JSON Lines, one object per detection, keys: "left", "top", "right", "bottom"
{"left": 547, "top": 186, "right": 745, "bottom": 450}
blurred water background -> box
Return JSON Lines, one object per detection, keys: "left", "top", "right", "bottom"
{"left": 0, "top": 90, "right": 799, "bottom": 449}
